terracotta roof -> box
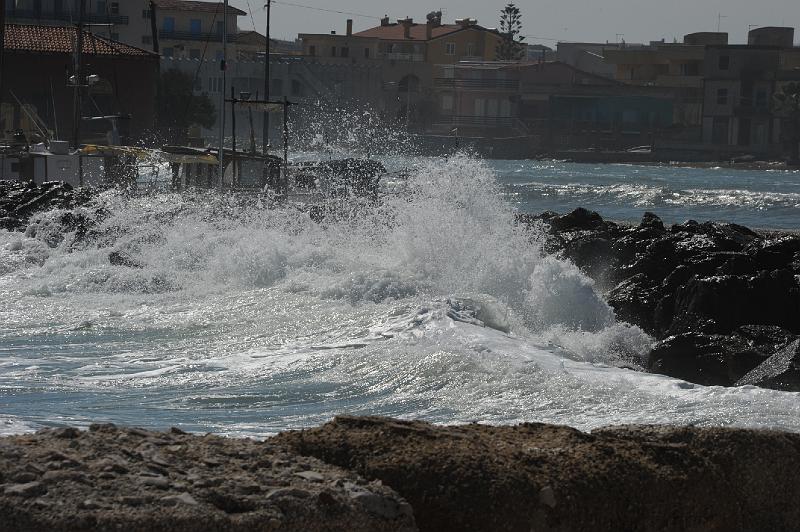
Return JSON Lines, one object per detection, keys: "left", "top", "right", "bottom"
{"left": 236, "top": 31, "right": 267, "bottom": 46}
{"left": 154, "top": 0, "right": 246, "bottom": 16}
{"left": 3, "top": 24, "right": 157, "bottom": 57}
{"left": 354, "top": 23, "right": 497, "bottom": 41}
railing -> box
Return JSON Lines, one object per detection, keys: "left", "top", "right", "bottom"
{"left": 445, "top": 116, "right": 516, "bottom": 128}
{"left": 7, "top": 9, "right": 129, "bottom": 24}
{"left": 434, "top": 78, "right": 519, "bottom": 90}
{"left": 159, "top": 30, "right": 238, "bottom": 43}
{"left": 384, "top": 53, "right": 425, "bottom": 62}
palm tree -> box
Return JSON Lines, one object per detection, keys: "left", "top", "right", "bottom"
{"left": 773, "top": 81, "right": 800, "bottom": 164}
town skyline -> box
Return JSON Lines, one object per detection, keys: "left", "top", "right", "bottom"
{"left": 229, "top": 0, "right": 800, "bottom": 45}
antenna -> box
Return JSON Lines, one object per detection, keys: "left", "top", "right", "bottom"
{"left": 717, "top": 13, "right": 727, "bottom": 33}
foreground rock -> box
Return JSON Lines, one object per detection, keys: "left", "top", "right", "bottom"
{"left": 278, "top": 416, "right": 800, "bottom": 532}
{"left": 0, "top": 424, "right": 415, "bottom": 532}
{"left": 520, "top": 208, "right": 800, "bottom": 389}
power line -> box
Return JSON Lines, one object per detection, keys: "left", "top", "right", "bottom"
{"left": 270, "top": 1, "right": 381, "bottom": 20}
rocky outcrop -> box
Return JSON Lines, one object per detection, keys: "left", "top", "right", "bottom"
{"left": 519, "top": 208, "right": 800, "bottom": 389}
{"left": 277, "top": 416, "right": 800, "bottom": 532}
{"left": 0, "top": 424, "right": 416, "bottom": 532}
{"left": 0, "top": 180, "right": 93, "bottom": 231}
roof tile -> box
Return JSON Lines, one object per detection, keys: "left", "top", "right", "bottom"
{"left": 154, "top": 0, "right": 246, "bottom": 16}
{"left": 4, "top": 24, "right": 157, "bottom": 57}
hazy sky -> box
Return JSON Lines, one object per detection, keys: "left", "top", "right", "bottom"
{"left": 228, "top": 0, "right": 800, "bottom": 46}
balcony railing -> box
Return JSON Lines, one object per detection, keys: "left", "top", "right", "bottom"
{"left": 6, "top": 9, "right": 129, "bottom": 24}
{"left": 444, "top": 116, "right": 516, "bottom": 128}
{"left": 384, "top": 52, "right": 425, "bottom": 62}
{"left": 435, "top": 78, "right": 519, "bottom": 90}
{"left": 159, "top": 30, "right": 238, "bottom": 43}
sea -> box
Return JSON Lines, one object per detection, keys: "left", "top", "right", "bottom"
{"left": 1, "top": 154, "right": 799, "bottom": 438}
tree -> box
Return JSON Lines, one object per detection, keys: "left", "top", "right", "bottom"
{"left": 156, "top": 68, "right": 216, "bottom": 144}
{"left": 496, "top": 3, "right": 525, "bottom": 61}
{"left": 773, "top": 82, "right": 800, "bottom": 164}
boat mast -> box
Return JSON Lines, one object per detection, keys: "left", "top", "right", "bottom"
{"left": 263, "top": 0, "right": 270, "bottom": 155}
{"left": 217, "top": 0, "right": 228, "bottom": 189}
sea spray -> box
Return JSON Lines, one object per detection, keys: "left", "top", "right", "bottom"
{"left": 2, "top": 154, "right": 799, "bottom": 436}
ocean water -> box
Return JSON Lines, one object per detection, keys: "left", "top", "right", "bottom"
{"left": 1, "top": 155, "right": 799, "bottom": 438}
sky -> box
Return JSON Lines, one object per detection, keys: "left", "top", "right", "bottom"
{"left": 228, "top": 0, "right": 800, "bottom": 47}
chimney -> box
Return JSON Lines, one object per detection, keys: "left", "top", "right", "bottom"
{"left": 380, "top": 16, "right": 390, "bottom": 27}
{"left": 400, "top": 17, "right": 413, "bottom": 39}
{"left": 426, "top": 22, "right": 433, "bottom": 40}
{"left": 346, "top": 19, "right": 353, "bottom": 36}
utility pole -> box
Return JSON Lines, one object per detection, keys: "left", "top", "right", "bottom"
{"left": 72, "top": 0, "right": 86, "bottom": 151}
{"left": 263, "top": 0, "right": 271, "bottom": 189}
{"left": 218, "top": 0, "right": 229, "bottom": 189}
{"left": 0, "top": 0, "right": 6, "bottom": 113}
{"left": 717, "top": 13, "right": 727, "bottom": 33}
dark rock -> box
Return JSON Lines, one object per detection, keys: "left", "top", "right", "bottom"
{"left": 736, "top": 340, "right": 800, "bottom": 390}
{"left": 108, "top": 250, "right": 143, "bottom": 268}
{"left": 670, "top": 270, "right": 800, "bottom": 335}
{"left": 549, "top": 207, "right": 606, "bottom": 232}
{"left": 648, "top": 333, "right": 771, "bottom": 386}
{"left": 639, "top": 211, "right": 665, "bottom": 232}
{"left": 607, "top": 274, "right": 662, "bottom": 334}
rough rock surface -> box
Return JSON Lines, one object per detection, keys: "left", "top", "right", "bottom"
{"left": 0, "top": 424, "right": 416, "bottom": 532}
{"left": 519, "top": 208, "right": 800, "bottom": 389}
{"left": 278, "top": 415, "right": 800, "bottom": 532}
{"left": 0, "top": 180, "right": 93, "bottom": 231}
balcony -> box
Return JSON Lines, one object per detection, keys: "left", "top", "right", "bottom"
{"left": 384, "top": 53, "right": 425, "bottom": 62}
{"left": 159, "top": 30, "right": 238, "bottom": 43}
{"left": 444, "top": 116, "right": 515, "bottom": 128}
{"left": 6, "top": 9, "right": 129, "bottom": 25}
{"left": 435, "top": 78, "right": 519, "bottom": 90}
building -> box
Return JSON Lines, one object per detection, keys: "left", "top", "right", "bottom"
{"left": 1, "top": 23, "right": 159, "bottom": 145}
{"left": 701, "top": 27, "right": 800, "bottom": 155}
{"left": 154, "top": 0, "right": 243, "bottom": 60}
{"left": 432, "top": 61, "right": 675, "bottom": 150}
{"left": 555, "top": 41, "right": 644, "bottom": 79}
{"left": 602, "top": 33, "right": 728, "bottom": 129}
{"left": 299, "top": 13, "right": 505, "bottom": 124}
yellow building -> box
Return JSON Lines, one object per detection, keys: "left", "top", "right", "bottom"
{"left": 298, "top": 13, "right": 503, "bottom": 124}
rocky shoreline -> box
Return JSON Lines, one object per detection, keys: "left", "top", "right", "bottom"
{"left": 2, "top": 416, "right": 800, "bottom": 531}
{"left": 519, "top": 208, "right": 800, "bottom": 390}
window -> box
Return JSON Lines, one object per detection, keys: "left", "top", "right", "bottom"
{"left": 441, "top": 94, "right": 453, "bottom": 111}
{"left": 331, "top": 46, "right": 337, "bottom": 57}
{"left": 190, "top": 19, "right": 201, "bottom": 34}
{"left": 96, "top": 0, "right": 106, "bottom": 15}
{"left": 216, "top": 21, "right": 224, "bottom": 35}
{"left": 341, "top": 47, "right": 349, "bottom": 58}
{"left": 717, "top": 88, "right": 728, "bottom": 105}
{"left": 190, "top": 49, "right": 201, "bottom": 59}
{"left": 445, "top": 42, "right": 456, "bottom": 55}
{"left": 215, "top": 50, "right": 224, "bottom": 61}
{"left": 309, "top": 45, "right": 316, "bottom": 56}
{"left": 718, "top": 55, "right": 730, "bottom": 70}
{"left": 364, "top": 48, "right": 370, "bottom": 58}
{"left": 110, "top": 2, "right": 119, "bottom": 15}
{"left": 755, "top": 89, "right": 768, "bottom": 108}
{"left": 163, "top": 47, "right": 174, "bottom": 57}
{"left": 271, "top": 78, "right": 283, "bottom": 95}
{"left": 291, "top": 79, "right": 303, "bottom": 96}
{"left": 474, "top": 98, "right": 485, "bottom": 116}
{"left": 142, "top": 9, "right": 151, "bottom": 19}
{"left": 163, "top": 17, "right": 175, "bottom": 32}
{"left": 466, "top": 43, "right": 475, "bottom": 57}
